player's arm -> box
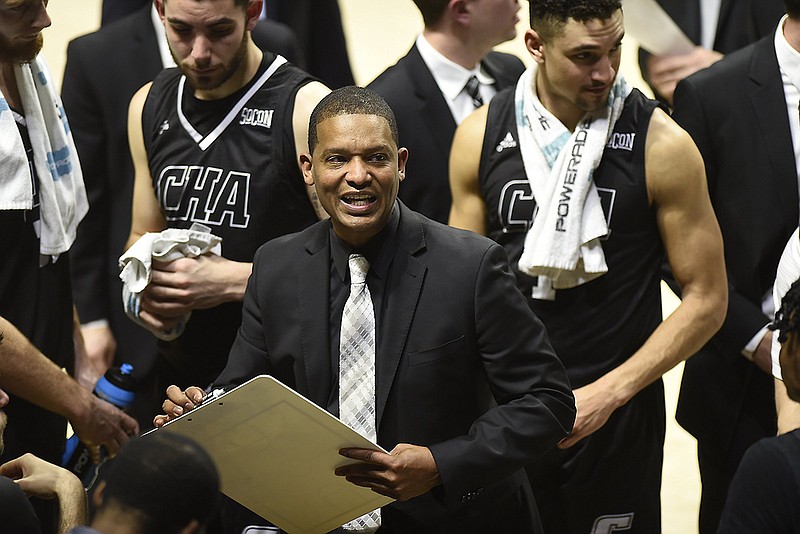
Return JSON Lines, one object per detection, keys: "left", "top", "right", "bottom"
{"left": 0, "top": 315, "right": 139, "bottom": 454}
{"left": 292, "top": 80, "right": 331, "bottom": 220}
{"left": 560, "top": 108, "right": 727, "bottom": 448}
{"left": 126, "top": 82, "right": 166, "bottom": 250}
{"left": 448, "top": 105, "right": 489, "bottom": 235}
{"left": 0, "top": 453, "right": 87, "bottom": 534}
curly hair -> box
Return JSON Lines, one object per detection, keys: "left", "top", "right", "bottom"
{"left": 529, "top": 0, "right": 622, "bottom": 42}
{"left": 771, "top": 278, "right": 800, "bottom": 343}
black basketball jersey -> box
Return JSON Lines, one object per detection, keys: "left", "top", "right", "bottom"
{"left": 142, "top": 53, "right": 318, "bottom": 381}
{"left": 479, "top": 88, "right": 664, "bottom": 388}
{"left": 1, "top": 113, "right": 72, "bottom": 465}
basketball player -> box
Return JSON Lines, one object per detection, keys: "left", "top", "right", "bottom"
{"left": 448, "top": 1, "right": 727, "bottom": 532}
{"left": 126, "top": 0, "right": 328, "bottom": 398}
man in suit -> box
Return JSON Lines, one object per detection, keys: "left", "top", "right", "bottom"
{"left": 367, "top": 0, "right": 524, "bottom": 224}
{"left": 264, "top": 0, "right": 355, "bottom": 88}
{"left": 155, "top": 86, "right": 575, "bottom": 533}
{"left": 61, "top": 2, "right": 304, "bottom": 427}
{"left": 639, "top": 0, "right": 784, "bottom": 105}
{"left": 671, "top": 2, "right": 799, "bottom": 531}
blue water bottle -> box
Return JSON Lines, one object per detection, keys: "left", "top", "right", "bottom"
{"left": 61, "top": 363, "right": 137, "bottom": 488}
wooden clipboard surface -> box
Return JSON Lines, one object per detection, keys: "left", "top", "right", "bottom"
{"left": 154, "top": 375, "right": 393, "bottom": 533}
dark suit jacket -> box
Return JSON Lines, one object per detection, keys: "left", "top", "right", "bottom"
{"left": 265, "top": 0, "right": 353, "bottom": 88}
{"left": 672, "top": 36, "right": 796, "bottom": 460}
{"left": 214, "top": 203, "right": 575, "bottom": 532}
{"left": 368, "top": 45, "right": 524, "bottom": 223}
{"left": 62, "top": 6, "right": 304, "bottom": 384}
{"left": 638, "top": 0, "right": 784, "bottom": 102}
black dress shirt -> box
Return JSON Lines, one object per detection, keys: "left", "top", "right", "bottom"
{"left": 326, "top": 205, "right": 401, "bottom": 415}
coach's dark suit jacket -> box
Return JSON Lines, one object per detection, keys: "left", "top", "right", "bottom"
{"left": 368, "top": 45, "right": 524, "bottom": 223}
{"left": 672, "top": 35, "right": 795, "bottom": 479}
{"left": 214, "top": 202, "right": 575, "bottom": 532}
{"left": 62, "top": 6, "right": 303, "bottom": 413}
{"left": 638, "top": 0, "right": 784, "bottom": 102}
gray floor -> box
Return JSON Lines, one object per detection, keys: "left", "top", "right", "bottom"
{"left": 41, "top": 1, "right": 700, "bottom": 531}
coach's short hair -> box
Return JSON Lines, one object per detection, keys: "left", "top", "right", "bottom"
{"left": 308, "top": 86, "right": 400, "bottom": 154}
{"left": 529, "top": 0, "right": 622, "bottom": 42}
{"left": 101, "top": 433, "right": 220, "bottom": 533}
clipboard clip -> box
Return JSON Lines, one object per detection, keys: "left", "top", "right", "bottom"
{"left": 199, "top": 387, "right": 226, "bottom": 406}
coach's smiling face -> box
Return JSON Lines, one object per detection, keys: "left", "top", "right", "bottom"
{"left": 301, "top": 113, "right": 408, "bottom": 248}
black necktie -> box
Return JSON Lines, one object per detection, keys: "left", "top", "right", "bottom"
{"left": 464, "top": 75, "right": 484, "bottom": 108}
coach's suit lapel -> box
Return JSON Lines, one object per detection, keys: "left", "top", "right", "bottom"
{"left": 404, "top": 46, "right": 457, "bottom": 156}
{"left": 748, "top": 38, "right": 799, "bottom": 231}
{"left": 300, "top": 223, "right": 335, "bottom": 408}
{"left": 375, "top": 204, "right": 427, "bottom": 427}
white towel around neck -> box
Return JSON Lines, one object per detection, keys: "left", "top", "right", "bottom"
{"left": 515, "top": 64, "right": 631, "bottom": 298}
{"left": 0, "top": 55, "right": 88, "bottom": 261}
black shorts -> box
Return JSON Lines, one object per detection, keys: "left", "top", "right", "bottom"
{"left": 526, "top": 379, "right": 666, "bottom": 534}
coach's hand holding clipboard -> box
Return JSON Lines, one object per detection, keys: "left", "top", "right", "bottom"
{"left": 151, "top": 375, "right": 395, "bottom": 534}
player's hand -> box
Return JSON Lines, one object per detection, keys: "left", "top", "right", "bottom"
{"left": 79, "top": 323, "right": 116, "bottom": 377}
{"left": 71, "top": 394, "right": 139, "bottom": 458}
{"left": 0, "top": 453, "right": 82, "bottom": 500}
{"left": 558, "top": 379, "right": 621, "bottom": 449}
{"left": 142, "top": 254, "right": 251, "bottom": 318}
{"left": 647, "top": 46, "right": 723, "bottom": 105}
{"left": 336, "top": 443, "right": 441, "bottom": 501}
{"left": 153, "top": 385, "right": 205, "bottom": 427}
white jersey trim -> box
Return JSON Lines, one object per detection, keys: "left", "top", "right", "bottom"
{"left": 176, "top": 55, "right": 288, "bottom": 152}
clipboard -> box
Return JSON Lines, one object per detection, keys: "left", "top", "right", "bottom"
{"left": 152, "top": 375, "right": 394, "bottom": 533}
{"left": 622, "top": 0, "right": 695, "bottom": 56}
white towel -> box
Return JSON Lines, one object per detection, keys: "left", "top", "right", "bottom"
{"left": 515, "top": 65, "right": 631, "bottom": 298}
{"left": 119, "top": 223, "right": 222, "bottom": 340}
{"left": 0, "top": 56, "right": 88, "bottom": 261}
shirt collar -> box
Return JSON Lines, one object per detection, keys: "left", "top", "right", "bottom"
{"left": 330, "top": 202, "right": 401, "bottom": 282}
{"left": 414, "top": 34, "right": 495, "bottom": 102}
{"left": 775, "top": 15, "right": 800, "bottom": 93}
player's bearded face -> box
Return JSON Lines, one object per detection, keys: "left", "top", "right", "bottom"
{"left": 172, "top": 28, "right": 248, "bottom": 91}
{"left": 0, "top": 31, "right": 42, "bottom": 63}
{"left": 0, "top": 0, "right": 49, "bottom": 64}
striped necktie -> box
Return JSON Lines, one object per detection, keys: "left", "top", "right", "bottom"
{"left": 464, "top": 75, "right": 484, "bottom": 108}
{"left": 339, "top": 254, "right": 380, "bottom": 532}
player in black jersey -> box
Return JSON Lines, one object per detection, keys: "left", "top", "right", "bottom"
{"left": 1, "top": 1, "right": 139, "bottom": 531}
{"left": 126, "top": 0, "right": 328, "bottom": 414}
{"left": 449, "top": 1, "right": 727, "bottom": 533}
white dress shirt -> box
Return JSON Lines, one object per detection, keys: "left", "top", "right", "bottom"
{"left": 414, "top": 34, "right": 496, "bottom": 125}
